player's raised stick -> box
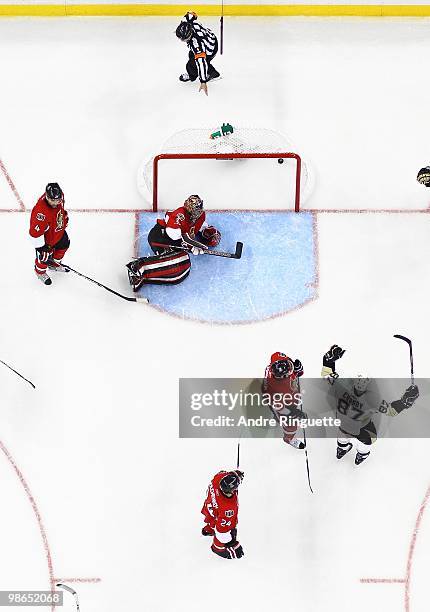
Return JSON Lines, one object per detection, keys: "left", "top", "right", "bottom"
{"left": 393, "top": 334, "right": 414, "bottom": 385}
{"left": 0, "top": 359, "right": 35, "bottom": 389}
{"left": 63, "top": 264, "right": 149, "bottom": 304}
{"left": 56, "top": 584, "right": 80, "bottom": 612}
{"left": 236, "top": 441, "right": 240, "bottom": 469}
{"left": 220, "top": 0, "right": 224, "bottom": 55}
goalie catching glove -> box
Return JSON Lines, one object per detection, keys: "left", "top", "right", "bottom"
{"left": 199, "top": 226, "right": 221, "bottom": 247}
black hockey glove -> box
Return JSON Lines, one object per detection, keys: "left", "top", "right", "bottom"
{"left": 417, "top": 167, "right": 430, "bottom": 187}
{"left": 322, "top": 345, "right": 345, "bottom": 376}
{"left": 35, "top": 244, "right": 53, "bottom": 263}
{"left": 390, "top": 385, "right": 419, "bottom": 414}
{"left": 401, "top": 384, "right": 419, "bottom": 407}
{"left": 287, "top": 406, "right": 307, "bottom": 421}
{"left": 293, "top": 359, "right": 304, "bottom": 377}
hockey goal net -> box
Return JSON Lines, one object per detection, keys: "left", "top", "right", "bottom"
{"left": 137, "top": 127, "right": 312, "bottom": 212}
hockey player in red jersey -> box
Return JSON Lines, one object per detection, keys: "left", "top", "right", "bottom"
{"left": 263, "top": 352, "right": 306, "bottom": 449}
{"left": 29, "top": 183, "right": 70, "bottom": 286}
{"left": 127, "top": 195, "right": 221, "bottom": 290}
{"left": 201, "top": 470, "right": 244, "bottom": 559}
{"left": 148, "top": 194, "right": 220, "bottom": 255}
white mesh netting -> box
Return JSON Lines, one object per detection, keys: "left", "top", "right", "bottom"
{"left": 137, "top": 127, "right": 313, "bottom": 209}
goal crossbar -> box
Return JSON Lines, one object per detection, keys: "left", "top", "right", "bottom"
{"left": 152, "top": 152, "right": 302, "bottom": 212}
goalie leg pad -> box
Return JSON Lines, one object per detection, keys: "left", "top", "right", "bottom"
{"left": 127, "top": 252, "right": 191, "bottom": 290}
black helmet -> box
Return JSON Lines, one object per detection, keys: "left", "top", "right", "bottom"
{"left": 417, "top": 166, "right": 430, "bottom": 187}
{"left": 271, "top": 358, "right": 293, "bottom": 379}
{"left": 45, "top": 182, "right": 63, "bottom": 201}
{"left": 176, "top": 22, "right": 192, "bottom": 41}
{"left": 219, "top": 471, "right": 243, "bottom": 496}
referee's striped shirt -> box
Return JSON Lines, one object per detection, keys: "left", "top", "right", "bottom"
{"left": 182, "top": 13, "right": 218, "bottom": 83}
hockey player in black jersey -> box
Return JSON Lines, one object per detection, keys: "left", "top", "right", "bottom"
{"left": 175, "top": 11, "right": 220, "bottom": 96}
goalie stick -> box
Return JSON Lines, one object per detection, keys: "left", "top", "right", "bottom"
{"left": 205, "top": 242, "right": 243, "bottom": 259}
{"left": 56, "top": 583, "right": 80, "bottom": 612}
{"left": 0, "top": 359, "right": 35, "bottom": 389}
{"left": 393, "top": 334, "right": 414, "bottom": 385}
{"left": 63, "top": 264, "right": 149, "bottom": 304}
{"left": 173, "top": 241, "right": 243, "bottom": 260}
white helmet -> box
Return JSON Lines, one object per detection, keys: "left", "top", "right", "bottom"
{"left": 353, "top": 375, "right": 371, "bottom": 396}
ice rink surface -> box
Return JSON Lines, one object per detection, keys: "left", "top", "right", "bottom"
{"left": 0, "top": 14, "right": 430, "bottom": 612}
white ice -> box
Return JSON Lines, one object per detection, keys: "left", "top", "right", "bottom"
{"left": 0, "top": 15, "right": 429, "bottom": 612}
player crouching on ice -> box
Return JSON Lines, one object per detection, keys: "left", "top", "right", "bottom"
{"left": 127, "top": 195, "right": 221, "bottom": 291}
{"left": 29, "top": 183, "right": 70, "bottom": 286}
{"left": 263, "top": 352, "right": 306, "bottom": 449}
{"left": 175, "top": 11, "right": 220, "bottom": 96}
{"left": 201, "top": 470, "right": 244, "bottom": 560}
{"left": 322, "top": 345, "right": 420, "bottom": 465}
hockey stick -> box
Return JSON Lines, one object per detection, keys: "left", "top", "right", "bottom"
{"left": 0, "top": 359, "right": 35, "bottom": 389}
{"left": 172, "top": 242, "right": 243, "bottom": 260}
{"left": 62, "top": 264, "right": 149, "bottom": 304}
{"left": 56, "top": 583, "right": 80, "bottom": 612}
{"left": 205, "top": 242, "right": 243, "bottom": 259}
{"left": 393, "top": 334, "right": 414, "bottom": 385}
{"left": 220, "top": 0, "right": 224, "bottom": 54}
{"left": 297, "top": 379, "right": 313, "bottom": 494}
{"left": 236, "top": 441, "right": 240, "bottom": 468}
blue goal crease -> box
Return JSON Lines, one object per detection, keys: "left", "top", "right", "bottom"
{"left": 135, "top": 211, "right": 317, "bottom": 324}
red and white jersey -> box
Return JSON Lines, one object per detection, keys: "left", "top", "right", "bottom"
{"left": 158, "top": 206, "right": 206, "bottom": 241}
{"left": 263, "top": 352, "right": 300, "bottom": 410}
{"left": 29, "top": 194, "right": 68, "bottom": 248}
{"left": 201, "top": 471, "right": 239, "bottom": 544}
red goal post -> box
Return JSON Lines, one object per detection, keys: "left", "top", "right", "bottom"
{"left": 152, "top": 152, "right": 302, "bottom": 213}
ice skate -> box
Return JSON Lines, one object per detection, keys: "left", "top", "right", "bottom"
{"left": 355, "top": 451, "right": 370, "bottom": 466}
{"left": 36, "top": 271, "right": 52, "bottom": 286}
{"left": 285, "top": 436, "right": 305, "bottom": 450}
{"left": 336, "top": 442, "right": 353, "bottom": 459}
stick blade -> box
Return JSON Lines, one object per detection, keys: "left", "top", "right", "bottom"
{"left": 393, "top": 334, "right": 412, "bottom": 345}
{"left": 234, "top": 242, "right": 243, "bottom": 259}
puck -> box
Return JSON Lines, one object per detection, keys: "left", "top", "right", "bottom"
{"left": 278, "top": 158, "right": 284, "bottom": 164}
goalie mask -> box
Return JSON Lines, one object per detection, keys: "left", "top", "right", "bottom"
{"left": 184, "top": 195, "right": 204, "bottom": 222}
